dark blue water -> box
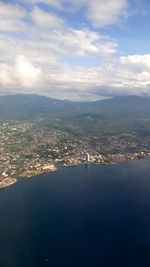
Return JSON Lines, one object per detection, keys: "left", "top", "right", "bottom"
{"left": 0, "top": 159, "right": 150, "bottom": 267}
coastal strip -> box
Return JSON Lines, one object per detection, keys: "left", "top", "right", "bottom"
{"left": 0, "top": 163, "right": 57, "bottom": 189}
{"left": 0, "top": 177, "right": 17, "bottom": 189}
{"left": 1, "top": 155, "right": 150, "bottom": 189}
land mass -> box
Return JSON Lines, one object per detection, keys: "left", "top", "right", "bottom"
{"left": 0, "top": 177, "right": 17, "bottom": 189}
{"left": 0, "top": 94, "right": 150, "bottom": 188}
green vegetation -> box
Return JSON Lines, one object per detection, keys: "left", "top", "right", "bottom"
{"left": 0, "top": 94, "right": 149, "bottom": 182}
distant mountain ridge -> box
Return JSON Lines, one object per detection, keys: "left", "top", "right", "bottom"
{"left": 0, "top": 94, "right": 150, "bottom": 120}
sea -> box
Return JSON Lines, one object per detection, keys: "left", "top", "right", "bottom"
{"left": 0, "top": 159, "right": 150, "bottom": 267}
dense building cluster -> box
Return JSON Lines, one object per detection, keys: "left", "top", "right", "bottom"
{"left": 0, "top": 120, "right": 150, "bottom": 188}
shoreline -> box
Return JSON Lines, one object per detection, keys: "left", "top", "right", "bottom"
{"left": 0, "top": 156, "right": 150, "bottom": 189}
{"left": 0, "top": 177, "right": 17, "bottom": 189}
{"left": 0, "top": 164, "right": 57, "bottom": 189}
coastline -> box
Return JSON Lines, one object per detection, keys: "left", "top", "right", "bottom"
{"left": 0, "top": 164, "right": 57, "bottom": 189}
{"left": 0, "top": 156, "right": 150, "bottom": 189}
{"left": 18, "top": 164, "right": 57, "bottom": 179}
{"left": 0, "top": 177, "right": 17, "bottom": 189}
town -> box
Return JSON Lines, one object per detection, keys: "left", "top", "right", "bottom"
{"left": 0, "top": 120, "right": 150, "bottom": 188}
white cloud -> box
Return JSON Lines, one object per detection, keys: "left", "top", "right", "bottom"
{"left": 0, "top": 55, "right": 42, "bottom": 89}
{"left": 47, "top": 29, "right": 117, "bottom": 57}
{"left": 31, "top": 7, "right": 65, "bottom": 29}
{"left": 1, "top": 50, "right": 150, "bottom": 100}
{"left": 120, "top": 54, "right": 150, "bottom": 68}
{"left": 40, "top": 54, "right": 150, "bottom": 99}
{"left": 0, "top": 25, "right": 117, "bottom": 98}
{"left": 0, "top": 2, "right": 27, "bottom": 32}
{"left": 24, "top": 0, "right": 128, "bottom": 28}
{"left": 0, "top": 2, "right": 26, "bottom": 19}
{"left": 14, "top": 55, "right": 42, "bottom": 87}
{"left": 0, "top": 19, "right": 27, "bottom": 32}
{"left": 0, "top": 26, "right": 117, "bottom": 61}
{"left": 86, "top": 0, "right": 128, "bottom": 27}
{"left": 0, "top": 0, "right": 149, "bottom": 100}
{"left": 23, "top": 0, "right": 63, "bottom": 9}
{"left": 92, "top": 54, "right": 150, "bottom": 97}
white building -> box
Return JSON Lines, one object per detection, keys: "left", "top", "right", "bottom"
{"left": 86, "top": 152, "right": 90, "bottom": 162}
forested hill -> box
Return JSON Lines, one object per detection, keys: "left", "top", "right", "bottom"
{"left": 0, "top": 94, "right": 150, "bottom": 136}
{"left": 0, "top": 94, "right": 150, "bottom": 120}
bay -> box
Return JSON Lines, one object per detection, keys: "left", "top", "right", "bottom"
{"left": 0, "top": 159, "right": 150, "bottom": 267}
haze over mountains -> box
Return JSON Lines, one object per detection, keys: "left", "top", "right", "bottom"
{"left": 0, "top": 94, "right": 150, "bottom": 120}
{"left": 0, "top": 94, "right": 150, "bottom": 137}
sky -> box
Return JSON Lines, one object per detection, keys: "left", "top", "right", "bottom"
{"left": 0, "top": 0, "right": 150, "bottom": 101}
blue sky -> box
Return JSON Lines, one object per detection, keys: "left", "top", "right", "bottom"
{"left": 0, "top": 0, "right": 150, "bottom": 100}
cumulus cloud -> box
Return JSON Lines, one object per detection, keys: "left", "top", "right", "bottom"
{"left": 0, "top": 2, "right": 27, "bottom": 32}
{"left": 0, "top": 27, "right": 117, "bottom": 61}
{"left": 0, "top": 55, "right": 42, "bottom": 89}
{"left": 0, "top": 20, "right": 27, "bottom": 32}
{"left": 0, "top": 0, "right": 149, "bottom": 100}
{"left": 39, "top": 54, "right": 150, "bottom": 99}
{"left": 0, "top": 25, "right": 117, "bottom": 98}
{"left": 120, "top": 54, "right": 150, "bottom": 69}
{"left": 1, "top": 50, "right": 150, "bottom": 100}
{"left": 48, "top": 29, "right": 117, "bottom": 57}
{"left": 14, "top": 55, "right": 42, "bottom": 87}
{"left": 92, "top": 54, "right": 150, "bottom": 97}
{"left": 23, "top": 0, "right": 128, "bottom": 27}
{"left": 86, "top": 0, "right": 128, "bottom": 27}
{"left": 31, "top": 7, "right": 65, "bottom": 29}
{"left": 0, "top": 2, "right": 26, "bottom": 19}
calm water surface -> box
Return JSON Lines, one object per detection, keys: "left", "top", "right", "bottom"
{"left": 0, "top": 159, "right": 150, "bottom": 267}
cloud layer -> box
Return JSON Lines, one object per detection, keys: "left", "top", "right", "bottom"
{"left": 0, "top": 0, "right": 149, "bottom": 100}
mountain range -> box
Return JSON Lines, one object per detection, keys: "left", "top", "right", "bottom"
{"left": 0, "top": 94, "right": 150, "bottom": 136}
{"left": 0, "top": 94, "right": 150, "bottom": 119}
